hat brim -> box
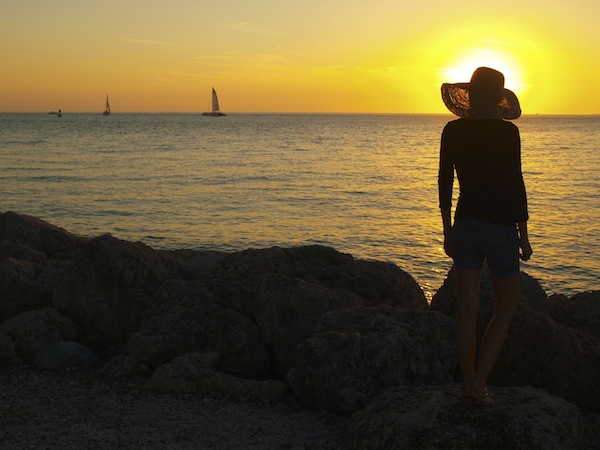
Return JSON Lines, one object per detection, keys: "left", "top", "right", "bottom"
{"left": 441, "top": 83, "right": 521, "bottom": 120}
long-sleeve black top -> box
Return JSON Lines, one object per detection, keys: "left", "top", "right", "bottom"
{"left": 438, "top": 118, "right": 529, "bottom": 227}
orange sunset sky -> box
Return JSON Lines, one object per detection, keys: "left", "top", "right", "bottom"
{"left": 1, "top": 0, "right": 599, "bottom": 114}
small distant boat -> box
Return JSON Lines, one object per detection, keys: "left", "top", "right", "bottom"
{"left": 202, "top": 87, "right": 226, "bottom": 116}
{"left": 102, "top": 94, "right": 111, "bottom": 116}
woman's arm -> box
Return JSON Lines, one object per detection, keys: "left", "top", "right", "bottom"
{"left": 441, "top": 208, "right": 453, "bottom": 257}
{"left": 439, "top": 125, "right": 455, "bottom": 258}
{"left": 517, "top": 221, "right": 532, "bottom": 261}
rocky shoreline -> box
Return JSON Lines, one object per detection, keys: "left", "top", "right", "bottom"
{"left": 1, "top": 211, "right": 599, "bottom": 449}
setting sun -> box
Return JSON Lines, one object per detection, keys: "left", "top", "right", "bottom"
{"left": 443, "top": 48, "right": 524, "bottom": 93}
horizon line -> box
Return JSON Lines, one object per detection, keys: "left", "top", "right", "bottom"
{"left": 2, "top": 111, "right": 599, "bottom": 117}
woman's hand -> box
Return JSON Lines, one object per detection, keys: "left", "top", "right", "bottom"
{"left": 519, "top": 237, "right": 532, "bottom": 261}
{"left": 441, "top": 209, "right": 453, "bottom": 258}
{"left": 517, "top": 221, "right": 532, "bottom": 261}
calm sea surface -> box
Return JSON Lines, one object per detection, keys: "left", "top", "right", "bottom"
{"left": 1, "top": 113, "right": 599, "bottom": 300}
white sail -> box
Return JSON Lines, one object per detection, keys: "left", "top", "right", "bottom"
{"left": 103, "top": 94, "right": 111, "bottom": 116}
{"left": 211, "top": 88, "right": 220, "bottom": 113}
{"left": 202, "top": 87, "right": 226, "bottom": 116}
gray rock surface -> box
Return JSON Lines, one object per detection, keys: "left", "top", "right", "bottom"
{"left": 0, "top": 308, "right": 79, "bottom": 359}
{"left": 52, "top": 234, "right": 181, "bottom": 343}
{"left": 0, "top": 211, "right": 88, "bottom": 259}
{"left": 205, "top": 245, "right": 427, "bottom": 318}
{"left": 288, "top": 306, "right": 456, "bottom": 413}
{"left": 547, "top": 290, "right": 600, "bottom": 342}
{"left": 1, "top": 211, "right": 598, "bottom": 448}
{"left": 33, "top": 341, "right": 96, "bottom": 370}
{"left": 347, "top": 385, "right": 598, "bottom": 450}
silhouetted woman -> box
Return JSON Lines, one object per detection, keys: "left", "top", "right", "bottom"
{"left": 438, "top": 67, "right": 533, "bottom": 406}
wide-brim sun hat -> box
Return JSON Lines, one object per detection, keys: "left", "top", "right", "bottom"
{"left": 441, "top": 67, "right": 521, "bottom": 120}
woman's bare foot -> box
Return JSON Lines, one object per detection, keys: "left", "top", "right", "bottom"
{"left": 460, "top": 385, "right": 496, "bottom": 407}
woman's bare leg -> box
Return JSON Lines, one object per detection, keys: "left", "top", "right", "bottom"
{"left": 473, "top": 274, "right": 519, "bottom": 389}
{"left": 455, "top": 268, "right": 483, "bottom": 387}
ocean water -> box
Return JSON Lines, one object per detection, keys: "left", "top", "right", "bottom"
{"left": 1, "top": 112, "right": 599, "bottom": 300}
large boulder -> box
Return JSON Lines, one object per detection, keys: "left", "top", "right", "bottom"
{"left": 206, "top": 245, "right": 427, "bottom": 320}
{"left": 53, "top": 234, "right": 181, "bottom": 344}
{"left": 546, "top": 291, "right": 600, "bottom": 342}
{"left": 254, "top": 273, "right": 364, "bottom": 377}
{"left": 287, "top": 306, "right": 456, "bottom": 413}
{"left": 0, "top": 240, "right": 47, "bottom": 263}
{"left": 0, "top": 211, "right": 87, "bottom": 259}
{"left": 0, "top": 257, "right": 69, "bottom": 322}
{"left": 0, "top": 308, "right": 79, "bottom": 359}
{"left": 429, "top": 267, "right": 548, "bottom": 318}
{"left": 0, "top": 213, "right": 81, "bottom": 323}
{"left": 491, "top": 308, "right": 600, "bottom": 411}
{"left": 127, "top": 279, "right": 270, "bottom": 377}
{"left": 33, "top": 341, "right": 96, "bottom": 370}
{"left": 127, "top": 280, "right": 221, "bottom": 365}
{"left": 347, "top": 385, "right": 597, "bottom": 450}
{"left": 147, "top": 352, "right": 289, "bottom": 402}
{"left": 0, "top": 334, "right": 15, "bottom": 361}
{"left": 161, "top": 249, "right": 228, "bottom": 279}
{"left": 206, "top": 308, "right": 270, "bottom": 378}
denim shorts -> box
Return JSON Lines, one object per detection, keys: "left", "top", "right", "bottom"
{"left": 449, "top": 218, "right": 520, "bottom": 278}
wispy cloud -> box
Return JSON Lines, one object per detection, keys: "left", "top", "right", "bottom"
{"left": 482, "top": 36, "right": 552, "bottom": 51}
{"left": 117, "top": 38, "right": 194, "bottom": 49}
{"left": 218, "top": 20, "right": 287, "bottom": 39}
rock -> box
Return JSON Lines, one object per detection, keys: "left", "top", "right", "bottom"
{"left": 206, "top": 245, "right": 427, "bottom": 320}
{"left": 547, "top": 291, "right": 600, "bottom": 341}
{"left": 0, "top": 257, "right": 69, "bottom": 322}
{"left": 211, "top": 308, "right": 271, "bottom": 378}
{"left": 148, "top": 352, "right": 289, "bottom": 402}
{"left": 347, "top": 385, "right": 594, "bottom": 450}
{"left": 518, "top": 270, "right": 552, "bottom": 311}
{"left": 0, "top": 258, "right": 45, "bottom": 321}
{"left": 98, "top": 354, "right": 151, "bottom": 379}
{"left": 0, "top": 334, "right": 16, "bottom": 361}
{"left": 0, "top": 211, "right": 87, "bottom": 259}
{"left": 33, "top": 341, "right": 96, "bottom": 370}
{"left": 287, "top": 306, "right": 456, "bottom": 413}
{"left": 127, "top": 280, "right": 221, "bottom": 365}
{"left": 1, "top": 213, "right": 598, "bottom": 428}
{"left": 348, "top": 258, "right": 427, "bottom": 309}
{"left": 52, "top": 234, "right": 181, "bottom": 344}
{"left": 0, "top": 308, "right": 79, "bottom": 359}
{"left": 429, "top": 267, "right": 548, "bottom": 318}
{"left": 254, "top": 273, "right": 364, "bottom": 377}
{"left": 128, "top": 279, "right": 270, "bottom": 378}
{"left": 0, "top": 240, "right": 47, "bottom": 263}
{"left": 490, "top": 308, "right": 600, "bottom": 411}
{"left": 162, "top": 249, "right": 228, "bottom": 279}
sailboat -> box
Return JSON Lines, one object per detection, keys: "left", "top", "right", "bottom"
{"left": 102, "top": 94, "right": 111, "bottom": 116}
{"left": 202, "top": 87, "right": 226, "bottom": 116}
